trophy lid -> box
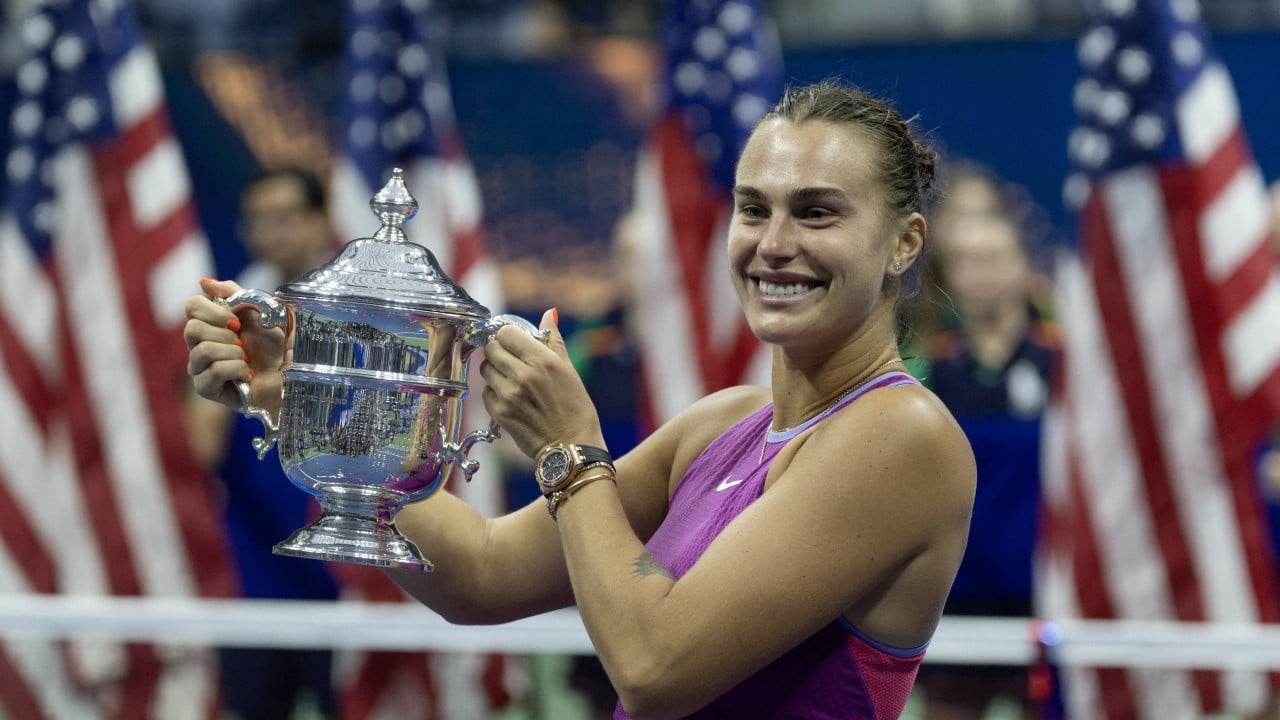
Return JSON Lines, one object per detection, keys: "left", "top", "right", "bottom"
{"left": 277, "top": 168, "right": 490, "bottom": 318}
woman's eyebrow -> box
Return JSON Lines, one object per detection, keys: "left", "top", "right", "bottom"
{"left": 788, "top": 187, "right": 847, "bottom": 203}
{"left": 731, "top": 186, "right": 847, "bottom": 203}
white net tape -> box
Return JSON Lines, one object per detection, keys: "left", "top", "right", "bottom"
{"left": 0, "top": 594, "right": 1277, "bottom": 670}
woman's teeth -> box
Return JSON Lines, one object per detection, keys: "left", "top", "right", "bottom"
{"left": 759, "top": 280, "right": 811, "bottom": 296}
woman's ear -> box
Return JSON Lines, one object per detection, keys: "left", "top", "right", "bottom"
{"left": 890, "top": 212, "right": 927, "bottom": 275}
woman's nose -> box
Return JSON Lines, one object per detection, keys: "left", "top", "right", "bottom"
{"left": 756, "top": 217, "right": 797, "bottom": 260}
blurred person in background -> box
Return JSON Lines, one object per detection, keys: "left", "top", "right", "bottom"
{"left": 902, "top": 161, "right": 1009, "bottom": 378}
{"left": 929, "top": 162, "right": 1008, "bottom": 258}
{"left": 915, "top": 207, "right": 1059, "bottom": 720}
{"left": 186, "top": 166, "right": 340, "bottom": 720}
{"left": 186, "top": 80, "right": 977, "bottom": 719}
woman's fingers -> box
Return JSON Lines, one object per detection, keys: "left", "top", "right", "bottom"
{"left": 193, "top": 356, "right": 251, "bottom": 406}
{"left": 185, "top": 280, "right": 253, "bottom": 407}
{"left": 198, "top": 277, "right": 243, "bottom": 301}
{"left": 536, "top": 307, "right": 571, "bottom": 363}
{"left": 477, "top": 310, "right": 605, "bottom": 457}
{"left": 187, "top": 325, "right": 248, "bottom": 374}
{"left": 189, "top": 345, "right": 250, "bottom": 405}
{"left": 183, "top": 295, "right": 236, "bottom": 349}
{"left": 478, "top": 351, "right": 530, "bottom": 414}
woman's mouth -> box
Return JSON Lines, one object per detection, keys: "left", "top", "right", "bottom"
{"left": 757, "top": 279, "right": 820, "bottom": 297}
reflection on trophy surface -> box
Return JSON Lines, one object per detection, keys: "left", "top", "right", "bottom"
{"left": 224, "top": 168, "right": 542, "bottom": 572}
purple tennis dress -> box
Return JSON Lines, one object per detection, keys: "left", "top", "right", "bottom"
{"left": 615, "top": 371, "right": 927, "bottom": 720}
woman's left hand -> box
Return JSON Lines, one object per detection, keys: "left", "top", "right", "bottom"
{"left": 479, "top": 309, "right": 606, "bottom": 459}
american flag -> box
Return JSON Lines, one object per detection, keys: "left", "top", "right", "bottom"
{"left": 629, "top": 0, "right": 782, "bottom": 428}
{"left": 0, "top": 1, "right": 234, "bottom": 718}
{"left": 327, "top": 1, "right": 517, "bottom": 717}
{"left": 1037, "top": 1, "right": 1280, "bottom": 717}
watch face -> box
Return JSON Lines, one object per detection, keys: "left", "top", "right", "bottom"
{"left": 537, "top": 447, "right": 573, "bottom": 490}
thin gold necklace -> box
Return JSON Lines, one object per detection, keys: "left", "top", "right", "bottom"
{"left": 760, "top": 357, "right": 905, "bottom": 464}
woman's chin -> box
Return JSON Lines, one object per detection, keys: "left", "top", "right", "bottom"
{"left": 747, "top": 316, "right": 803, "bottom": 346}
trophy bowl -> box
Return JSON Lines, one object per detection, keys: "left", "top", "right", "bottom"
{"left": 222, "top": 168, "right": 541, "bottom": 572}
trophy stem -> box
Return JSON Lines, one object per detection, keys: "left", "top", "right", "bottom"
{"left": 273, "top": 484, "right": 433, "bottom": 572}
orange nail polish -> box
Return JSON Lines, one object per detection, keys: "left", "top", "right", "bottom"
{"left": 227, "top": 317, "right": 242, "bottom": 333}
{"left": 550, "top": 307, "right": 559, "bottom": 326}
{"left": 249, "top": 369, "right": 256, "bottom": 379}
{"left": 199, "top": 277, "right": 215, "bottom": 285}
{"left": 243, "top": 353, "right": 250, "bottom": 363}
{"left": 234, "top": 338, "right": 244, "bottom": 348}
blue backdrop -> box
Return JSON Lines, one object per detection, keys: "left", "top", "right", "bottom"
{"left": 3, "top": 31, "right": 1278, "bottom": 280}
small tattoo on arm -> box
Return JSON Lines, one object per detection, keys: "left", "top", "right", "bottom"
{"left": 631, "top": 552, "right": 674, "bottom": 581}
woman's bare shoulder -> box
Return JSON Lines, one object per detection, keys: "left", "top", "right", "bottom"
{"left": 648, "top": 384, "right": 772, "bottom": 486}
{"left": 689, "top": 384, "right": 772, "bottom": 417}
{"left": 808, "top": 382, "right": 976, "bottom": 509}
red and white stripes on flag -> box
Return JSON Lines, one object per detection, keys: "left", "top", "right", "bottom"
{"left": 630, "top": 0, "right": 782, "bottom": 429}
{"left": 1038, "top": 2, "right": 1280, "bottom": 718}
{"left": 0, "top": 2, "right": 234, "bottom": 718}
{"left": 631, "top": 127, "right": 769, "bottom": 427}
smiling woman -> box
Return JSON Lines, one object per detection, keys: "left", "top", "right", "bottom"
{"left": 735, "top": 82, "right": 937, "bottom": 349}
{"left": 184, "top": 79, "right": 976, "bottom": 720}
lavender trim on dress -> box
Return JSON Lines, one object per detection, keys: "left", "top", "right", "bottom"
{"left": 765, "top": 371, "right": 919, "bottom": 444}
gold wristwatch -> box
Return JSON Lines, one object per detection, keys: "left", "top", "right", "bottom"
{"left": 534, "top": 443, "right": 614, "bottom": 497}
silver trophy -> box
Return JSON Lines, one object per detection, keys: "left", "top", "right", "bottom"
{"left": 223, "top": 168, "right": 541, "bottom": 572}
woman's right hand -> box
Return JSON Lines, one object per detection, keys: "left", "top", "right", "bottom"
{"left": 184, "top": 278, "right": 286, "bottom": 414}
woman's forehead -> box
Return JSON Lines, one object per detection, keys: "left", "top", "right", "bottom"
{"left": 736, "top": 119, "right": 880, "bottom": 191}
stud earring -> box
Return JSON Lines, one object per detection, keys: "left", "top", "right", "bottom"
{"left": 893, "top": 261, "right": 903, "bottom": 272}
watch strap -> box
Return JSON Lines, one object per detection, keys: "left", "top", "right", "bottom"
{"left": 575, "top": 445, "right": 613, "bottom": 468}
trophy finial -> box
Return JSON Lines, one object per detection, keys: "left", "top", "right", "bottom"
{"left": 370, "top": 167, "right": 419, "bottom": 242}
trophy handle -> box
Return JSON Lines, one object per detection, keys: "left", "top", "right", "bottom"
{"left": 447, "top": 314, "right": 551, "bottom": 481}
{"left": 464, "top": 313, "right": 548, "bottom": 347}
{"left": 216, "top": 289, "right": 289, "bottom": 459}
{"left": 234, "top": 379, "right": 279, "bottom": 460}
{"left": 444, "top": 419, "right": 501, "bottom": 483}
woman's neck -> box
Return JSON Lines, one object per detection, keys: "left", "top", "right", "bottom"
{"left": 768, "top": 317, "right": 903, "bottom": 431}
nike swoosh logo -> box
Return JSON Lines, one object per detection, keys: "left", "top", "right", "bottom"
{"left": 715, "top": 476, "right": 745, "bottom": 492}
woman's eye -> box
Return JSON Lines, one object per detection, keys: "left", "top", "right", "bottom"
{"left": 799, "top": 207, "right": 834, "bottom": 220}
{"left": 737, "top": 204, "right": 766, "bottom": 219}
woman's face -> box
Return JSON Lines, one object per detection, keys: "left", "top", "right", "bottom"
{"left": 728, "top": 118, "right": 918, "bottom": 350}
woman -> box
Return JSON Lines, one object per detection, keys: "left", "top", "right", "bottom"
{"left": 186, "top": 80, "right": 975, "bottom": 719}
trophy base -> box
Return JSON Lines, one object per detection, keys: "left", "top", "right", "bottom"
{"left": 272, "top": 485, "right": 433, "bottom": 572}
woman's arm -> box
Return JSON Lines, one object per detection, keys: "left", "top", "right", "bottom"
{"left": 481, "top": 323, "right": 975, "bottom": 719}
{"left": 391, "top": 374, "right": 766, "bottom": 624}
{"left": 383, "top": 423, "right": 677, "bottom": 624}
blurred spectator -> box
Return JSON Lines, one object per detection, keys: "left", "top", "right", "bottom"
{"left": 232, "top": 167, "right": 336, "bottom": 293}
{"left": 927, "top": 211, "right": 1054, "bottom": 418}
{"left": 931, "top": 162, "right": 1009, "bottom": 256}
{"left": 905, "top": 161, "right": 1010, "bottom": 376}
{"left": 915, "top": 208, "right": 1059, "bottom": 720}
{"left": 186, "top": 166, "right": 341, "bottom": 720}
